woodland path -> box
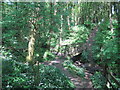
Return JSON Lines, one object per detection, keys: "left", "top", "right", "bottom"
{"left": 41, "top": 56, "right": 93, "bottom": 88}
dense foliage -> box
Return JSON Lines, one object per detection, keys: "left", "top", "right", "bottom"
{"left": 1, "top": 1, "right": 120, "bottom": 89}
{"left": 2, "top": 48, "right": 74, "bottom": 88}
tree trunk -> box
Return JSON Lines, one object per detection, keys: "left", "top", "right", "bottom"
{"left": 26, "top": 28, "right": 36, "bottom": 63}
{"left": 103, "top": 64, "right": 108, "bottom": 89}
{"left": 109, "top": 3, "right": 114, "bottom": 34}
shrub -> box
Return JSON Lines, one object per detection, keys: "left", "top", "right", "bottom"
{"left": 63, "top": 60, "right": 85, "bottom": 78}
{"left": 90, "top": 72, "right": 106, "bottom": 88}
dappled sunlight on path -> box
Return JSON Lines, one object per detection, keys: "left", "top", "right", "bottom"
{"left": 41, "top": 57, "right": 93, "bottom": 88}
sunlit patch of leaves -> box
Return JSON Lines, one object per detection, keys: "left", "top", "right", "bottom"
{"left": 43, "top": 51, "right": 55, "bottom": 61}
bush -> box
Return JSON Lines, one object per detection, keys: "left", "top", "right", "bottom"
{"left": 2, "top": 59, "right": 33, "bottom": 88}
{"left": 2, "top": 47, "right": 74, "bottom": 88}
{"left": 2, "top": 57, "right": 74, "bottom": 89}
{"left": 38, "top": 65, "right": 75, "bottom": 88}
{"left": 90, "top": 72, "right": 106, "bottom": 88}
{"left": 3, "top": 63, "right": 75, "bottom": 89}
{"left": 43, "top": 51, "right": 55, "bottom": 61}
{"left": 63, "top": 60, "right": 85, "bottom": 78}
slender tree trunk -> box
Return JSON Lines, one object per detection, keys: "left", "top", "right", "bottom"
{"left": 56, "top": 15, "right": 63, "bottom": 55}
{"left": 67, "top": 16, "right": 70, "bottom": 30}
{"left": 26, "top": 28, "right": 36, "bottom": 63}
{"left": 103, "top": 64, "right": 108, "bottom": 89}
{"left": 109, "top": 3, "right": 114, "bottom": 34}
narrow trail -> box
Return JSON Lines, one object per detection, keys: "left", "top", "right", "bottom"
{"left": 42, "top": 57, "right": 93, "bottom": 88}
{"left": 41, "top": 27, "right": 100, "bottom": 88}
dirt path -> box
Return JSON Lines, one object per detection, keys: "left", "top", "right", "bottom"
{"left": 42, "top": 57, "right": 93, "bottom": 88}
